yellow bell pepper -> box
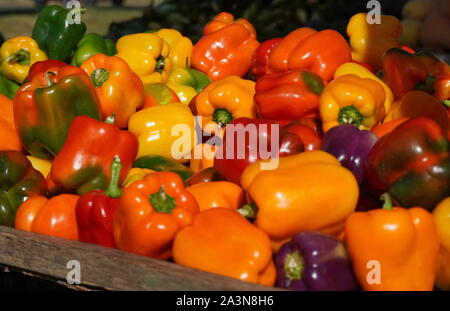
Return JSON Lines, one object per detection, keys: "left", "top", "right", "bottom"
{"left": 433, "top": 197, "right": 450, "bottom": 290}
{"left": 0, "top": 36, "right": 47, "bottom": 83}
{"left": 320, "top": 74, "right": 386, "bottom": 132}
{"left": 115, "top": 33, "right": 172, "bottom": 85}
{"left": 154, "top": 29, "right": 193, "bottom": 68}
{"left": 347, "top": 13, "right": 402, "bottom": 70}
{"left": 122, "top": 168, "right": 155, "bottom": 187}
{"left": 166, "top": 67, "right": 211, "bottom": 105}
{"left": 191, "top": 75, "right": 256, "bottom": 131}
{"left": 26, "top": 155, "right": 52, "bottom": 178}
{"left": 334, "top": 62, "right": 393, "bottom": 113}
{"left": 128, "top": 102, "right": 196, "bottom": 162}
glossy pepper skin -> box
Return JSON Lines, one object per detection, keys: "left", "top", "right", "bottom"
{"left": 191, "top": 76, "right": 256, "bottom": 130}
{"left": 321, "top": 124, "right": 378, "bottom": 184}
{"left": 173, "top": 208, "right": 275, "bottom": 286}
{"left": 191, "top": 12, "right": 259, "bottom": 81}
{"left": 345, "top": 194, "right": 439, "bottom": 291}
{"left": 166, "top": 67, "right": 211, "bottom": 105}
{"left": 129, "top": 102, "right": 196, "bottom": 161}
{"left": 15, "top": 194, "right": 79, "bottom": 241}
{"left": 141, "top": 83, "right": 180, "bottom": 109}
{"left": 250, "top": 38, "right": 281, "bottom": 79}
{"left": 189, "top": 143, "right": 217, "bottom": 173}
{"left": 80, "top": 53, "right": 145, "bottom": 129}
{"left": 71, "top": 33, "right": 116, "bottom": 67}
{"left": 382, "top": 48, "right": 450, "bottom": 101}
{"left": 153, "top": 29, "right": 193, "bottom": 68}
{"left": 133, "top": 155, "right": 194, "bottom": 182}
{"left": 32, "top": 5, "right": 87, "bottom": 62}
{"left": 268, "top": 27, "right": 351, "bottom": 82}
{"left": 320, "top": 74, "right": 386, "bottom": 132}
{"left": 0, "top": 36, "right": 47, "bottom": 83}
{"left": 14, "top": 65, "right": 102, "bottom": 159}
{"left": 366, "top": 117, "right": 450, "bottom": 210}
{"left": 214, "top": 117, "right": 304, "bottom": 185}
{"left": 76, "top": 156, "right": 123, "bottom": 248}
{"left": 241, "top": 151, "right": 359, "bottom": 245}
{"left": 116, "top": 33, "right": 172, "bottom": 85}
{"left": 186, "top": 181, "right": 245, "bottom": 212}
{"left": 113, "top": 171, "right": 199, "bottom": 259}
{"left": 254, "top": 70, "right": 325, "bottom": 125}
{"left": 51, "top": 115, "right": 138, "bottom": 195}
{"left": 283, "top": 118, "right": 323, "bottom": 151}
{"left": 433, "top": 197, "right": 450, "bottom": 290}
{"left": 0, "top": 74, "right": 20, "bottom": 99}
{"left": 25, "top": 59, "right": 66, "bottom": 82}
{"left": 0, "top": 94, "right": 22, "bottom": 152}
{"left": 275, "top": 231, "right": 358, "bottom": 291}
{"left": 0, "top": 150, "right": 46, "bottom": 226}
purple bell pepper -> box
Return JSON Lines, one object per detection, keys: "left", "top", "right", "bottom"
{"left": 321, "top": 124, "right": 378, "bottom": 184}
{"left": 275, "top": 231, "right": 358, "bottom": 291}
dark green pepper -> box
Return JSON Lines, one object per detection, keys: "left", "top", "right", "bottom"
{"left": 133, "top": 155, "right": 194, "bottom": 182}
{"left": 0, "top": 74, "right": 20, "bottom": 99}
{"left": 0, "top": 150, "right": 47, "bottom": 226}
{"left": 70, "top": 33, "right": 117, "bottom": 66}
{"left": 32, "top": 5, "right": 87, "bottom": 62}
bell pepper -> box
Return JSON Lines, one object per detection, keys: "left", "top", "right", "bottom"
{"left": 26, "top": 155, "right": 52, "bottom": 178}
{"left": 186, "top": 181, "right": 245, "bottom": 212}
{"left": 132, "top": 155, "right": 194, "bottom": 182}
{"left": 191, "top": 76, "right": 256, "bottom": 130}
{"left": 113, "top": 171, "right": 199, "bottom": 259}
{"left": 15, "top": 194, "right": 79, "bottom": 241}
{"left": 14, "top": 64, "right": 102, "bottom": 159}
{"left": 0, "top": 74, "right": 20, "bottom": 99}
{"left": 321, "top": 124, "right": 379, "bottom": 184}
{"left": 153, "top": 29, "right": 193, "bottom": 68}
{"left": 185, "top": 167, "right": 225, "bottom": 187}
{"left": 372, "top": 117, "right": 409, "bottom": 138}
{"left": 141, "top": 83, "right": 180, "bottom": 109}
{"left": 283, "top": 121, "right": 322, "bottom": 151}
{"left": 173, "top": 207, "right": 275, "bottom": 286}
{"left": 128, "top": 102, "right": 196, "bottom": 161}
{"left": 25, "top": 59, "right": 67, "bottom": 82}
{"left": 0, "top": 36, "right": 47, "bottom": 83}
{"left": 31, "top": 5, "right": 86, "bottom": 62}
{"left": 80, "top": 53, "right": 145, "bottom": 129}
{"left": 250, "top": 38, "right": 282, "bottom": 79}
{"left": 122, "top": 168, "right": 154, "bottom": 188}
{"left": 191, "top": 12, "right": 259, "bottom": 81}
{"left": 345, "top": 193, "right": 439, "bottom": 291}
{"left": 382, "top": 48, "right": 450, "bottom": 101}
{"left": 241, "top": 151, "right": 358, "bottom": 246}
{"left": 75, "top": 156, "right": 123, "bottom": 248}
{"left": 268, "top": 27, "right": 351, "bottom": 82}
{"left": 0, "top": 94, "right": 22, "bottom": 152}
{"left": 71, "top": 33, "right": 116, "bottom": 67}
{"left": 433, "top": 197, "right": 450, "bottom": 290}
{"left": 214, "top": 117, "right": 304, "bottom": 185}
{"left": 275, "top": 231, "right": 358, "bottom": 291}
{"left": 366, "top": 117, "right": 450, "bottom": 210}
{"left": 189, "top": 143, "right": 217, "bottom": 173}
{"left": 166, "top": 67, "right": 211, "bottom": 105}
{"left": 347, "top": 13, "right": 402, "bottom": 71}
{"left": 116, "top": 33, "right": 172, "bottom": 85}
{"left": 50, "top": 115, "right": 138, "bottom": 195}
{"left": 254, "top": 70, "right": 324, "bottom": 125}
{"left": 334, "top": 62, "right": 394, "bottom": 114}
{"left": 0, "top": 150, "right": 47, "bottom": 226}
{"left": 319, "top": 74, "right": 386, "bottom": 132}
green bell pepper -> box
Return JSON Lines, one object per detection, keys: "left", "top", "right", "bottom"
{"left": 133, "top": 155, "right": 194, "bottom": 181}
{"left": 70, "top": 33, "right": 117, "bottom": 66}
{"left": 32, "top": 5, "right": 87, "bottom": 62}
{"left": 0, "top": 150, "right": 47, "bottom": 226}
{"left": 0, "top": 74, "right": 20, "bottom": 99}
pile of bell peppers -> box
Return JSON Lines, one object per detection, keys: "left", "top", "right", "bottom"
{"left": 0, "top": 5, "right": 449, "bottom": 291}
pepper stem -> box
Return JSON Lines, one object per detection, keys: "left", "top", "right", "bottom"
{"left": 44, "top": 71, "right": 57, "bottom": 87}
{"left": 338, "top": 105, "right": 363, "bottom": 128}
{"left": 284, "top": 250, "right": 305, "bottom": 282}
{"left": 90, "top": 68, "right": 109, "bottom": 87}
{"left": 150, "top": 186, "right": 176, "bottom": 213}
{"left": 443, "top": 100, "right": 450, "bottom": 108}
{"left": 237, "top": 203, "right": 257, "bottom": 220}
{"left": 104, "top": 155, "right": 123, "bottom": 198}
{"left": 212, "top": 108, "right": 233, "bottom": 127}
{"left": 105, "top": 113, "right": 116, "bottom": 125}
{"left": 7, "top": 48, "right": 30, "bottom": 65}
{"left": 415, "top": 75, "right": 435, "bottom": 94}
{"left": 380, "top": 193, "right": 393, "bottom": 211}
{"left": 302, "top": 71, "right": 324, "bottom": 94}
{"left": 155, "top": 55, "right": 165, "bottom": 73}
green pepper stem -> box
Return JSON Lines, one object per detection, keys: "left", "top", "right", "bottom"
{"left": 237, "top": 204, "right": 257, "bottom": 220}
{"left": 150, "top": 186, "right": 176, "bottom": 213}
{"left": 302, "top": 71, "right": 324, "bottom": 94}
{"left": 155, "top": 55, "right": 165, "bottom": 73}
{"left": 90, "top": 68, "right": 109, "bottom": 87}
{"left": 380, "top": 193, "right": 393, "bottom": 211}
{"left": 443, "top": 100, "right": 450, "bottom": 108}
{"left": 212, "top": 108, "right": 233, "bottom": 127}
{"left": 415, "top": 75, "right": 435, "bottom": 94}
{"left": 105, "top": 113, "right": 116, "bottom": 125}
{"left": 338, "top": 105, "right": 363, "bottom": 128}
{"left": 104, "top": 155, "right": 123, "bottom": 198}
{"left": 7, "top": 48, "right": 30, "bottom": 66}
{"left": 284, "top": 250, "right": 305, "bottom": 282}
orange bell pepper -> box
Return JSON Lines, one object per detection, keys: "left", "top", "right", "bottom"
{"left": 268, "top": 27, "right": 351, "bottom": 82}
{"left": 0, "top": 94, "right": 22, "bottom": 151}
{"left": 173, "top": 208, "right": 275, "bottom": 286}
{"left": 15, "top": 194, "right": 79, "bottom": 241}
{"left": 433, "top": 197, "right": 450, "bottom": 290}
{"left": 113, "top": 171, "right": 199, "bottom": 259}
{"left": 345, "top": 194, "right": 439, "bottom": 291}
{"left": 371, "top": 117, "right": 408, "bottom": 138}
{"left": 191, "top": 12, "right": 259, "bottom": 81}
{"left": 189, "top": 143, "right": 217, "bottom": 173}
{"left": 80, "top": 53, "right": 144, "bottom": 129}
{"left": 186, "top": 181, "right": 245, "bottom": 212}
{"left": 241, "top": 151, "right": 359, "bottom": 246}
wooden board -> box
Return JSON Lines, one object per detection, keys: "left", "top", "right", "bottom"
{"left": 0, "top": 225, "right": 279, "bottom": 291}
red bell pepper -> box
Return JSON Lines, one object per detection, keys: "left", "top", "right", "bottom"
{"left": 283, "top": 118, "right": 323, "bottom": 151}
{"left": 25, "top": 59, "right": 67, "bottom": 82}
{"left": 250, "top": 38, "right": 281, "bottom": 79}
